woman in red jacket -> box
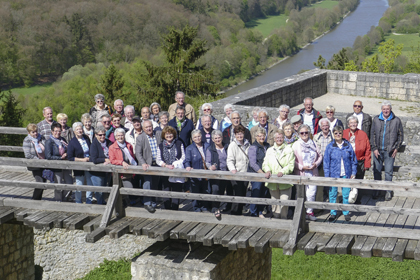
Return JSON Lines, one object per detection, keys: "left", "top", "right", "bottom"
{"left": 343, "top": 116, "right": 372, "bottom": 201}
{"left": 109, "top": 128, "right": 138, "bottom": 206}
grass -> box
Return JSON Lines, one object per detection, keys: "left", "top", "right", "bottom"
{"left": 79, "top": 258, "right": 131, "bottom": 280}
{"left": 271, "top": 248, "right": 420, "bottom": 279}
{"left": 246, "top": 15, "right": 288, "bottom": 38}
{"left": 7, "top": 82, "right": 52, "bottom": 96}
{"left": 368, "top": 33, "right": 420, "bottom": 60}
{"left": 310, "top": 0, "right": 340, "bottom": 10}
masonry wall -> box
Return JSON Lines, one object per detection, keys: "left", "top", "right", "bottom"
{"left": 0, "top": 223, "right": 35, "bottom": 280}
{"left": 34, "top": 228, "right": 155, "bottom": 280}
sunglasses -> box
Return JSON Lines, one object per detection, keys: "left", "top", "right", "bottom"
{"left": 353, "top": 105, "right": 362, "bottom": 108}
{"left": 102, "top": 121, "right": 110, "bottom": 124}
{"left": 203, "top": 108, "right": 211, "bottom": 111}
{"left": 300, "top": 131, "right": 309, "bottom": 135}
{"left": 334, "top": 132, "right": 343, "bottom": 135}
{"left": 97, "top": 134, "right": 105, "bottom": 136}
{"left": 326, "top": 111, "right": 334, "bottom": 114}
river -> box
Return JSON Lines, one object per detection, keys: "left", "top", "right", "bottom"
{"left": 226, "top": 0, "right": 389, "bottom": 95}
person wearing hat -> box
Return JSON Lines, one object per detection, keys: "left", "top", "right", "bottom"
{"left": 296, "top": 97, "right": 323, "bottom": 135}
{"left": 290, "top": 115, "right": 303, "bottom": 132}
{"left": 125, "top": 116, "right": 143, "bottom": 153}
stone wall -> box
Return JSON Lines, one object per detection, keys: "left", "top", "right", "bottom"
{"left": 0, "top": 223, "right": 35, "bottom": 280}
{"left": 131, "top": 240, "right": 271, "bottom": 280}
{"left": 34, "top": 228, "right": 155, "bottom": 280}
{"left": 327, "top": 71, "right": 420, "bottom": 101}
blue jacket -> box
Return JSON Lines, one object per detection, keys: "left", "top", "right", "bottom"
{"left": 45, "top": 136, "right": 68, "bottom": 172}
{"left": 184, "top": 142, "right": 210, "bottom": 181}
{"left": 67, "top": 135, "right": 91, "bottom": 177}
{"left": 90, "top": 137, "right": 112, "bottom": 177}
{"left": 169, "top": 117, "right": 194, "bottom": 146}
{"left": 323, "top": 139, "right": 357, "bottom": 179}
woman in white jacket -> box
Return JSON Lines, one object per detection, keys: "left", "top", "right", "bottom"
{"left": 227, "top": 125, "right": 251, "bottom": 215}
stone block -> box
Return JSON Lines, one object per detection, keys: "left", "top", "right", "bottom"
{"left": 349, "top": 73, "right": 358, "bottom": 82}
{"left": 343, "top": 81, "right": 356, "bottom": 90}
{"left": 390, "top": 81, "right": 404, "bottom": 88}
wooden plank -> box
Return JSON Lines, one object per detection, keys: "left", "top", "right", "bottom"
{"left": 351, "top": 236, "right": 368, "bottom": 256}
{"left": 24, "top": 211, "right": 51, "bottom": 227}
{"left": 304, "top": 233, "right": 322, "bottom": 255}
{"left": 269, "top": 230, "right": 289, "bottom": 248}
{"left": 15, "top": 209, "right": 36, "bottom": 221}
{"left": 336, "top": 235, "right": 355, "bottom": 255}
{"left": 0, "top": 207, "right": 18, "bottom": 224}
{"left": 170, "top": 222, "right": 192, "bottom": 240}
{"left": 384, "top": 197, "right": 406, "bottom": 227}
{"left": 394, "top": 197, "right": 416, "bottom": 229}
{"left": 133, "top": 219, "right": 155, "bottom": 236}
{"left": 54, "top": 213, "right": 74, "bottom": 228}
{"left": 382, "top": 237, "right": 398, "bottom": 258}
{"left": 109, "top": 218, "right": 135, "bottom": 239}
{"left": 374, "top": 198, "right": 399, "bottom": 227}
{"left": 414, "top": 241, "right": 420, "bottom": 260}
{"left": 360, "top": 237, "right": 377, "bottom": 258}
{"left": 325, "top": 234, "right": 344, "bottom": 255}
{"left": 249, "top": 228, "right": 269, "bottom": 247}
{"left": 83, "top": 216, "right": 103, "bottom": 233}
{"left": 316, "top": 233, "right": 334, "bottom": 252}
{"left": 0, "top": 179, "right": 111, "bottom": 193}
{"left": 0, "top": 146, "right": 23, "bottom": 152}
{"left": 0, "top": 127, "right": 27, "bottom": 134}
{"left": 284, "top": 197, "right": 305, "bottom": 256}
{"left": 141, "top": 219, "right": 164, "bottom": 236}
{"left": 309, "top": 222, "right": 420, "bottom": 240}
{"left": 104, "top": 218, "right": 131, "bottom": 235}
{"left": 128, "top": 218, "right": 147, "bottom": 232}
{"left": 125, "top": 207, "right": 292, "bottom": 230}
{"left": 392, "top": 239, "right": 408, "bottom": 262}
{"left": 297, "top": 232, "right": 315, "bottom": 251}
{"left": 403, "top": 198, "right": 420, "bottom": 229}
{"left": 178, "top": 222, "right": 200, "bottom": 240}
{"left": 187, "top": 223, "right": 209, "bottom": 243}
{"left": 86, "top": 227, "right": 106, "bottom": 243}
{"left": 151, "top": 221, "right": 182, "bottom": 241}
{"left": 405, "top": 240, "right": 417, "bottom": 259}
{"left": 255, "top": 230, "right": 276, "bottom": 253}
{"left": 372, "top": 237, "right": 387, "bottom": 257}
{"left": 195, "top": 223, "right": 217, "bottom": 243}
{"left": 237, "top": 227, "right": 259, "bottom": 249}
{"left": 34, "top": 212, "right": 63, "bottom": 230}
{"left": 99, "top": 172, "right": 122, "bottom": 228}
{"left": 66, "top": 214, "right": 93, "bottom": 230}
{"left": 203, "top": 224, "right": 225, "bottom": 246}
{"left": 221, "top": 226, "right": 243, "bottom": 246}
{"left": 213, "top": 225, "right": 236, "bottom": 245}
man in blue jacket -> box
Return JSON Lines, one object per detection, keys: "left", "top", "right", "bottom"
{"left": 169, "top": 106, "right": 194, "bottom": 147}
{"left": 370, "top": 100, "right": 404, "bottom": 201}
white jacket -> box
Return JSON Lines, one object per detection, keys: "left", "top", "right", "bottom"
{"left": 227, "top": 139, "right": 250, "bottom": 173}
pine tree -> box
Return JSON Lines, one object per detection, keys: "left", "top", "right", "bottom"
{"left": 100, "top": 63, "right": 125, "bottom": 102}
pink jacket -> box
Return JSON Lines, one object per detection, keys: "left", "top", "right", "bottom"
{"left": 292, "top": 140, "right": 323, "bottom": 176}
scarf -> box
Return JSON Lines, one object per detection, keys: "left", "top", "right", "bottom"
{"left": 176, "top": 117, "right": 186, "bottom": 132}
{"left": 298, "top": 138, "right": 317, "bottom": 153}
{"left": 78, "top": 137, "right": 90, "bottom": 158}
{"left": 83, "top": 126, "right": 94, "bottom": 142}
{"left": 284, "top": 132, "right": 298, "bottom": 145}
{"left": 50, "top": 135, "right": 67, "bottom": 155}
{"left": 162, "top": 140, "right": 178, "bottom": 165}
{"left": 117, "top": 141, "right": 137, "bottom": 166}
{"left": 100, "top": 140, "right": 109, "bottom": 158}
{"left": 28, "top": 134, "right": 43, "bottom": 153}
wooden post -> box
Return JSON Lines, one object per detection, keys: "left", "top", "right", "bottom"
{"left": 113, "top": 171, "right": 125, "bottom": 219}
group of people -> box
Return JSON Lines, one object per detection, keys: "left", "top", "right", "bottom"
{"left": 23, "top": 92, "right": 404, "bottom": 221}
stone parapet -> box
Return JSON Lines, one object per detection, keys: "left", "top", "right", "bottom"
{"left": 0, "top": 223, "right": 35, "bottom": 280}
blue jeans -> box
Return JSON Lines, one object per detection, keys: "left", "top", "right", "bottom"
{"left": 90, "top": 174, "right": 107, "bottom": 205}
{"left": 329, "top": 176, "right": 350, "bottom": 216}
{"left": 250, "top": 181, "right": 269, "bottom": 216}
{"left": 142, "top": 175, "right": 157, "bottom": 207}
{"left": 191, "top": 178, "right": 210, "bottom": 211}
{"left": 75, "top": 171, "right": 93, "bottom": 204}
{"left": 373, "top": 150, "right": 395, "bottom": 182}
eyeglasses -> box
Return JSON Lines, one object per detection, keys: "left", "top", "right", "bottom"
{"left": 326, "top": 111, "right": 334, "bottom": 114}
{"left": 353, "top": 105, "right": 362, "bottom": 108}
{"left": 102, "top": 121, "right": 110, "bottom": 124}
{"left": 96, "top": 100, "right": 104, "bottom": 103}
{"left": 203, "top": 108, "right": 211, "bottom": 111}
{"left": 97, "top": 134, "right": 105, "bottom": 136}
{"left": 334, "top": 132, "right": 343, "bottom": 135}
{"left": 300, "top": 131, "right": 309, "bottom": 135}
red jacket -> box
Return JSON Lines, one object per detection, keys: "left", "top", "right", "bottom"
{"left": 297, "top": 108, "right": 322, "bottom": 134}
{"left": 343, "top": 128, "right": 371, "bottom": 169}
{"left": 109, "top": 141, "right": 135, "bottom": 166}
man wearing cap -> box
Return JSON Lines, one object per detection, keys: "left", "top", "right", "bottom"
{"left": 297, "top": 97, "right": 322, "bottom": 134}
{"left": 290, "top": 115, "right": 303, "bottom": 132}
{"left": 346, "top": 100, "right": 372, "bottom": 139}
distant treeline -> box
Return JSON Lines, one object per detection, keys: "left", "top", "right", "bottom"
{"left": 0, "top": 0, "right": 358, "bottom": 89}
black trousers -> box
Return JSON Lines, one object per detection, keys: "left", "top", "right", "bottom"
{"left": 32, "top": 169, "right": 46, "bottom": 200}
{"left": 209, "top": 179, "right": 232, "bottom": 211}
{"left": 230, "top": 180, "right": 248, "bottom": 215}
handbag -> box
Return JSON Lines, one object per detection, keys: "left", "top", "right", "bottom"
{"left": 168, "top": 161, "right": 186, "bottom": 183}
{"left": 348, "top": 188, "right": 358, "bottom": 204}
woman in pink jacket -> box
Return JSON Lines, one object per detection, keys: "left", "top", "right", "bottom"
{"left": 292, "top": 124, "right": 323, "bottom": 221}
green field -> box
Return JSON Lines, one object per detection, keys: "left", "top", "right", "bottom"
{"left": 246, "top": 15, "right": 288, "bottom": 37}
{"left": 8, "top": 83, "right": 52, "bottom": 96}
{"left": 311, "top": 0, "right": 340, "bottom": 10}
{"left": 369, "top": 33, "right": 420, "bottom": 60}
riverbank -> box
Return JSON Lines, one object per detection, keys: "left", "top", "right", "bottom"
{"left": 220, "top": 9, "right": 354, "bottom": 95}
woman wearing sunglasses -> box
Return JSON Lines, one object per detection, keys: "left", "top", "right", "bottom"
{"left": 196, "top": 103, "right": 219, "bottom": 130}
{"left": 323, "top": 126, "right": 357, "bottom": 222}
{"left": 325, "top": 105, "right": 343, "bottom": 134}
{"left": 292, "top": 124, "right": 322, "bottom": 221}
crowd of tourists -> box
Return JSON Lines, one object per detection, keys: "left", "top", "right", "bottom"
{"left": 23, "top": 91, "right": 404, "bottom": 221}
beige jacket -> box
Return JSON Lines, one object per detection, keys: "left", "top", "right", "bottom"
{"left": 227, "top": 140, "right": 251, "bottom": 173}
{"left": 168, "top": 103, "right": 197, "bottom": 126}
{"left": 250, "top": 123, "right": 277, "bottom": 146}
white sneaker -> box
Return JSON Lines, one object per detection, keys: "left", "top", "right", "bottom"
{"left": 306, "top": 212, "right": 317, "bottom": 221}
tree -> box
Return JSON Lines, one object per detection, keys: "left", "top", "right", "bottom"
{"left": 100, "top": 64, "right": 125, "bottom": 102}
{"left": 361, "top": 54, "right": 379, "bottom": 73}
{"left": 0, "top": 90, "right": 26, "bottom": 157}
{"left": 133, "top": 25, "right": 219, "bottom": 110}
{"left": 313, "top": 55, "right": 326, "bottom": 69}
{"left": 378, "top": 39, "right": 403, "bottom": 73}
{"left": 344, "top": 60, "right": 359, "bottom": 71}
{"left": 405, "top": 43, "right": 420, "bottom": 74}
{"left": 327, "top": 48, "right": 349, "bottom": 70}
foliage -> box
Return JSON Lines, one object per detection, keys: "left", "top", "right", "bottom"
{"left": 0, "top": 90, "right": 26, "bottom": 157}
{"left": 100, "top": 64, "right": 125, "bottom": 102}
{"left": 272, "top": 248, "right": 420, "bottom": 279}
{"left": 327, "top": 48, "right": 350, "bottom": 70}
{"left": 361, "top": 54, "right": 380, "bottom": 73}
{"left": 405, "top": 43, "right": 420, "bottom": 73}
{"left": 134, "top": 25, "right": 219, "bottom": 110}
{"left": 80, "top": 258, "right": 131, "bottom": 280}
{"left": 378, "top": 39, "right": 403, "bottom": 73}
{"left": 313, "top": 55, "right": 326, "bottom": 69}
{"left": 344, "top": 60, "right": 358, "bottom": 71}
